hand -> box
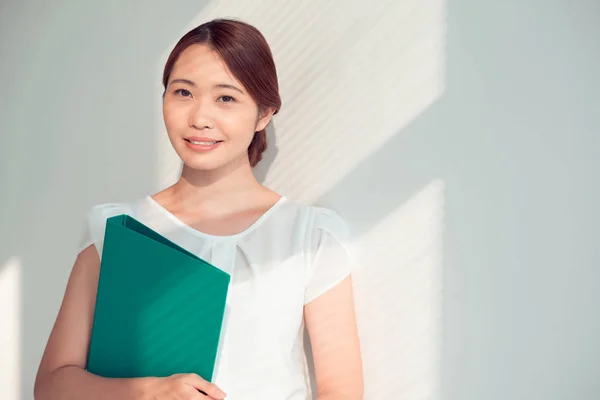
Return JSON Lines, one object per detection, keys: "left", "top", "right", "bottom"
{"left": 139, "top": 373, "right": 227, "bottom": 400}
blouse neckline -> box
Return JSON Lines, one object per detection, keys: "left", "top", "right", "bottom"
{"left": 144, "top": 194, "right": 287, "bottom": 241}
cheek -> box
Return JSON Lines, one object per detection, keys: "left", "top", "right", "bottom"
{"left": 163, "top": 103, "right": 187, "bottom": 131}
{"left": 220, "top": 108, "right": 259, "bottom": 135}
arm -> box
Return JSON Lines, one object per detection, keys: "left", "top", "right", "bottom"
{"left": 33, "top": 246, "right": 225, "bottom": 400}
{"left": 34, "top": 245, "right": 147, "bottom": 400}
{"left": 304, "top": 275, "right": 364, "bottom": 400}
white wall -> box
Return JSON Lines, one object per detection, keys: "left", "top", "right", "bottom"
{"left": 1, "top": 0, "right": 599, "bottom": 399}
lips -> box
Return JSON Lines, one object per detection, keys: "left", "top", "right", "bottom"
{"left": 184, "top": 137, "right": 223, "bottom": 152}
{"left": 186, "top": 139, "right": 221, "bottom": 145}
{"left": 184, "top": 137, "right": 223, "bottom": 145}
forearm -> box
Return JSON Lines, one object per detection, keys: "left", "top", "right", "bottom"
{"left": 35, "top": 365, "right": 148, "bottom": 400}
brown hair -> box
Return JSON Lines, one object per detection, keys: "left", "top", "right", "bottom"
{"left": 162, "top": 19, "right": 281, "bottom": 167}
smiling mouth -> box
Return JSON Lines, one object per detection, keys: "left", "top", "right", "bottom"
{"left": 184, "top": 139, "right": 223, "bottom": 145}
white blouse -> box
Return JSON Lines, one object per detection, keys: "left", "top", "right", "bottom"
{"left": 78, "top": 195, "right": 354, "bottom": 399}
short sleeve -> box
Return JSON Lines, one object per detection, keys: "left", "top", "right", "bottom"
{"left": 77, "top": 202, "right": 132, "bottom": 257}
{"left": 304, "top": 207, "right": 356, "bottom": 304}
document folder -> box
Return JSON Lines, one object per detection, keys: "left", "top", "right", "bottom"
{"left": 86, "top": 214, "right": 230, "bottom": 382}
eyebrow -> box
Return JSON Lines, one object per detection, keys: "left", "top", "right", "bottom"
{"left": 169, "top": 79, "right": 245, "bottom": 94}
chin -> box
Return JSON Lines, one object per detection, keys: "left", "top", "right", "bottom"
{"left": 169, "top": 144, "right": 218, "bottom": 170}
{"left": 180, "top": 156, "right": 225, "bottom": 171}
{"left": 175, "top": 144, "right": 250, "bottom": 172}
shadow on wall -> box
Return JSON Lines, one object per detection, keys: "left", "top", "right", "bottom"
{"left": 253, "top": 123, "right": 280, "bottom": 185}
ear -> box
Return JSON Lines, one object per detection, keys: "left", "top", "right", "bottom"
{"left": 255, "top": 107, "right": 276, "bottom": 132}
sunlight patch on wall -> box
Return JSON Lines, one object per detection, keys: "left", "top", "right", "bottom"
{"left": 0, "top": 257, "right": 21, "bottom": 400}
{"left": 351, "top": 179, "right": 444, "bottom": 399}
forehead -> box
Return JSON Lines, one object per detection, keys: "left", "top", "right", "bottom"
{"left": 169, "top": 44, "right": 238, "bottom": 85}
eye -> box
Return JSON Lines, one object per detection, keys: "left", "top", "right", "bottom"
{"left": 218, "top": 95, "right": 236, "bottom": 103}
{"left": 174, "top": 88, "right": 192, "bottom": 97}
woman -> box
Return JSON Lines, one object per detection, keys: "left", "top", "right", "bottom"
{"left": 34, "top": 19, "right": 363, "bottom": 400}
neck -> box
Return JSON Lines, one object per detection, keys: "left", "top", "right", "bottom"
{"left": 170, "top": 157, "right": 264, "bottom": 210}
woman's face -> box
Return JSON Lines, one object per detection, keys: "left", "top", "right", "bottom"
{"left": 163, "top": 44, "right": 273, "bottom": 171}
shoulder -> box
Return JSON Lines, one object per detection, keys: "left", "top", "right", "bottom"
{"left": 85, "top": 201, "right": 134, "bottom": 218}
{"left": 300, "top": 204, "right": 356, "bottom": 304}
{"left": 78, "top": 198, "right": 141, "bottom": 255}
{"left": 289, "top": 200, "right": 350, "bottom": 241}
{"left": 83, "top": 200, "right": 138, "bottom": 228}
{"left": 281, "top": 199, "right": 351, "bottom": 247}
{"left": 309, "top": 205, "right": 350, "bottom": 239}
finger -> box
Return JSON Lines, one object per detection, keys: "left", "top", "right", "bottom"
{"left": 196, "top": 391, "right": 209, "bottom": 400}
{"left": 185, "top": 374, "right": 227, "bottom": 399}
{"left": 182, "top": 385, "right": 213, "bottom": 400}
{"left": 197, "top": 389, "right": 219, "bottom": 399}
{"left": 195, "top": 387, "right": 224, "bottom": 400}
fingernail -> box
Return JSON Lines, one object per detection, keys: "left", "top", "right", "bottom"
{"left": 216, "top": 389, "right": 227, "bottom": 398}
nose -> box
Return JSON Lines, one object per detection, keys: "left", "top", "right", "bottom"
{"left": 189, "top": 100, "right": 215, "bottom": 130}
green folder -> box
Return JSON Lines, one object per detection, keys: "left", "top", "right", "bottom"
{"left": 86, "top": 214, "right": 230, "bottom": 382}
